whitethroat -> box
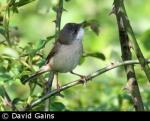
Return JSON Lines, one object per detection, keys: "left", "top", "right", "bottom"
{"left": 22, "top": 23, "right": 84, "bottom": 88}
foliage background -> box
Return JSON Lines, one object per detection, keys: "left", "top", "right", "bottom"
{"left": 0, "top": 0, "right": 150, "bottom": 111}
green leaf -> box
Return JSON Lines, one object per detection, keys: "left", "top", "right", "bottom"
{"left": 0, "top": 47, "right": 19, "bottom": 59}
{"left": 51, "top": 102, "right": 66, "bottom": 111}
{"left": 65, "top": 0, "right": 71, "bottom": 2}
{"left": 29, "top": 38, "right": 54, "bottom": 56}
{"left": 84, "top": 52, "right": 105, "bottom": 60}
{"left": 0, "top": 86, "right": 5, "bottom": 97}
{"left": 141, "top": 29, "right": 150, "bottom": 51}
{"left": 14, "top": 0, "right": 36, "bottom": 7}
{"left": 79, "top": 57, "right": 85, "bottom": 65}
{"left": 81, "top": 20, "right": 100, "bottom": 35}
{"left": 20, "top": 74, "right": 31, "bottom": 83}
{"left": 0, "top": 15, "right": 3, "bottom": 23}
{"left": 12, "top": 6, "right": 19, "bottom": 13}
{"left": 90, "top": 22, "right": 100, "bottom": 36}
{"left": 0, "top": 28, "right": 5, "bottom": 36}
{"left": 0, "top": 66, "right": 7, "bottom": 73}
{"left": 37, "top": 58, "right": 45, "bottom": 67}
{"left": 35, "top": 39, "right": 47, "bottom": 51}
{"left": 12, "top": 98, "right": 22, "bottom": 105}
{"left": 0, "top": 73, "right": 12, "bottom": 82}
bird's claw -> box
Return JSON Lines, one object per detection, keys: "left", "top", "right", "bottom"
{"left": 79, "top": 76, "right": 88, "bottom": 86}
{"left": 56, "top": 81, "right": 64, "bottom": 97}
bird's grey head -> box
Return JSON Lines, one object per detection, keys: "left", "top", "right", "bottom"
{"left": 59, "top": 23, "right": 84, "bottom": 44}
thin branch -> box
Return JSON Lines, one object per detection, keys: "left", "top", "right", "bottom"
{"left": 4, "top": 2, "right": 11, "bottom": 46}
{"left": 55, "top": 0, "right": 63, "bottom": 34}
{"left": 113, "top": 0, "right": 144, "bottom": 111}
{"left": 23, "top": 59, "right": 150, "bottom": 110}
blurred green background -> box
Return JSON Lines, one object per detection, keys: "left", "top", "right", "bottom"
{"left": 0, "top": 0, "right": 150, "bottom": 111}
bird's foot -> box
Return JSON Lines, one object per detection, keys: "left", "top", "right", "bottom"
{"left": 70, "top": 71, "right": 87, "bottom": 86}
{"left": 56, "top": 82, "right": 61, "bottom": 91}
{"left": 56, "top": 81, "right": 64, "bottom": 97}
{"left": 79, "top": 75, "right": 88, "bottom": 87}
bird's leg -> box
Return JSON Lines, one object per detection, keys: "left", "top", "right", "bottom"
{"left": 70, "top": 71, "right": 87, "bottom": 85}
{"left": 56, "top": 72, "right": 60, "bottom": 91}
{"left": 55, "top": 73, "right": 64, "bottom": 97}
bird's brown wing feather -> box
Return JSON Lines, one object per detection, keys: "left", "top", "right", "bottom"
{"left": 45, "top": 41, "right": 61, "bottom": 64}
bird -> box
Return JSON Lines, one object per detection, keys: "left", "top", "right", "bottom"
{"left": 22, "top": 23, "right": 84, "bottom": 88}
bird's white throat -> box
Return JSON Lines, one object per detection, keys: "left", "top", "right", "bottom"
{"left": 76, "top": 28, "right": 84, "bottom": 41}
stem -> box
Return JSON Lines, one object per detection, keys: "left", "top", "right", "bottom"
{"left": 23, "top": 59, "right": 150, "bottom": 110}
{"left": 113, "top": 0, "right": 144, "bottom": 111}
{"left": 44, "top": 0, "right": 64, "bottom": 111}
{"left": 4, "top": 3, "right": 11, "bottom": 46}
{"left": 55, "top": 0, "right": 63, "bottom": 39}
{"left": 114, "top": 0, "right": 150, "bottom": 83}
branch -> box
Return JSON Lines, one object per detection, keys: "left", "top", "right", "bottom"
{"left": 44, "top": 72, "right": 54, "bottom": 111}
{"left": 113, "top": 0, "right": 150, "bottom": 82}
{"left": 113, "top": 0, "right": 144, "bottom": 111}
{"left": 23, "top": 59, "right": 150, "bottom": 110}
{"left": 44, "top": 0, "right": 64, "bottom": 111}
{"left": 55, "top": 0, "right": 64, "bottom": 38}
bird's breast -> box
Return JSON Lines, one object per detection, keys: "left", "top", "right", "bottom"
{"left": 50, "top": 40, "right": 83, "bottom": 73}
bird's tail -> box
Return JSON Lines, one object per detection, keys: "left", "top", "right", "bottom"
{"left": 22, "top": 64, "right": 51, "bottom": 84}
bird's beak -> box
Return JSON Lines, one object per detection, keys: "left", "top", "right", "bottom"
{"left": 79, "top": 22, "right": 84, "bottom": 27}
{"left": 79, "top": 21, "right": 88, "bottom": 28}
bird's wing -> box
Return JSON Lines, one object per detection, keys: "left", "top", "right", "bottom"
{"left": 45, "top": 40, "right": 61, "bottom": 64}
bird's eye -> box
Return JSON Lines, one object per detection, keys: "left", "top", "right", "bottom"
{"left": 73, "top": 28, "right": 78, "bottom": 34}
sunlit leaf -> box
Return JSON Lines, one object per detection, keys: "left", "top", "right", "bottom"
{"left": 0, "top": 47, "right": 19, "bottom": 59}
{"left": 27, "top": 96, "right": 34, "bottom": 105}
{"left": 35, "top": 39, "right": 47, "bottom": 51}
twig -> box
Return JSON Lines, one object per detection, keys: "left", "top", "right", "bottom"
{"left": 113, "top": 0, "right": 144, "bottom": 111}
{"left": 23, "top": 59, "right": 150, "bottom": 110}
{"left": 55, "top": 0, "right": 63, "bottom": 36}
